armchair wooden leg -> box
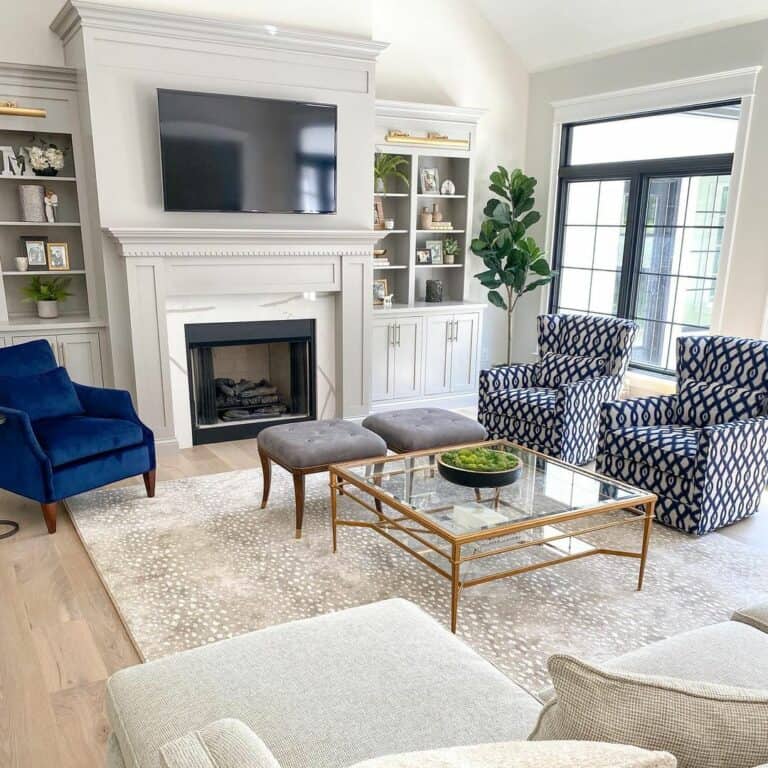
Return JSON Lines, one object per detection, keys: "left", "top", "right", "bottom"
{"left": 143, "top": 469, "right": 156, "bottom": 498}
{"left": 41, "top": 502, "right": 57, "bottom": 534}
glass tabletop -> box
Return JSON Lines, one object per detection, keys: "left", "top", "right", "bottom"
{"left": 333, "top": 440, "right": 652, "bottom": 540}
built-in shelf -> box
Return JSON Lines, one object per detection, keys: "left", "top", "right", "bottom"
{"left": 2, "top": 313, "right": 105, "bottom": 331}
{"left": 0, "top": 221, "right": 81, "bottom": 227}
{"left": 417, "top": 193, "right": 466, "bottom": 199}
{"left": 416, "top": 229, "right": 465, "bottom": 234}
{"left": 373, "top": 264, "right": 408, "bottom": 270}
{"left": 374, "top": 192, "right": 409, "bottom": 197}
{"left": 374, "top": 229, "right": 409, "bottom": 236}
{"left": 0, "top": 175, "right": 77, "bottom": 182}
{"left": 2, "top": 270, "right": 86, "bottom": 276}
{"left": 414, "top": 263, "right": 463, "bottom": 269}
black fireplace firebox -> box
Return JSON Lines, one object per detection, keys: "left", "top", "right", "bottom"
{"left": 185, "top": 319, "right": 316, "bottom": 445}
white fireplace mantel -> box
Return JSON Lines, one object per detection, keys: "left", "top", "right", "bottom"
{"left": 106, "top": 227, "right": 385, "bottom": 257}
{"left": 105, "top": 227, "right": 379, "bottom": 451}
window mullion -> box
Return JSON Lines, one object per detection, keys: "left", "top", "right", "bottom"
{"left": 617, "top": 173, "right": 644, "bottom": 319}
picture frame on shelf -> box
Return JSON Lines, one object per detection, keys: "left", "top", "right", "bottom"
{"left": 425, "top": 240, "right": 443, "bottom": 265}
{"left": 416, "top": 248, "right": 432, "bottom": 265}
{"left": 21, "top": 236, "right": 48, "bottom": 268}
{"left": 373, "top": 278, "right": 388, "bottom": 306}
{"left": 46, "top": 242, "right": 69, "bottom": 271}
{"left": 420, "top": 167, "right": 439, "bottom": 193}
{"left": 374, "top": 198, "right": 385, "bottom": 229}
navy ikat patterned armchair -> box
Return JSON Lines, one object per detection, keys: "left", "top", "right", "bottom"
{"left": 479, "top": 314, "right": 637, "bottom": 465}
{"left": 597, "top": 335, "right": 768, "bottom": 534}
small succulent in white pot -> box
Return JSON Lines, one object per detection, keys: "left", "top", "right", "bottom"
{"left": 22, "top": 275, "right": 72, "bottom": 319}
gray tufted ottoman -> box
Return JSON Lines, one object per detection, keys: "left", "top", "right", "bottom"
{"left": 361, "top": 408, "right": 487, "bottom": 500}
{"left": 362, "top": 408, "right": 487, "bottom": 453}
{"left": 258, "top": 419, "right": 386, "bottom": 537}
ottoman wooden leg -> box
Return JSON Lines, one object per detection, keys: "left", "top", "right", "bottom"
{"left": 293, "top": 472, "right": 305, "bottom": 538}
{"left": 259, "top": 448, "right": 272, "bottom": 509}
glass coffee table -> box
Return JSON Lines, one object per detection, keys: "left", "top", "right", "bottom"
{"left": 329, "top": 439, "right": 656, "bottom": 632}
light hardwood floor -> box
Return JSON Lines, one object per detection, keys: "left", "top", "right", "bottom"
{"left": 0, "top": 434, "right": 765, "bottom": 768}
{"left": 0, "top": 438, "right": 260, "bottom": 768}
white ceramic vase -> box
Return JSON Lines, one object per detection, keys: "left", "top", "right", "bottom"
{"left": 14, "top": 257, "right": 28, "bottom": 272}
{"left": 37, "top": 300, "right": 59, "bottom": 319}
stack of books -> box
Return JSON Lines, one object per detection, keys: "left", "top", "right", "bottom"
{"left": 373, "top": 257, "right": 390, "bottom": 267}
{"left": 429, "top": 221, "right": 454, "bottom": 231}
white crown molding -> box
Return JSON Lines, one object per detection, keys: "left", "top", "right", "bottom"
{"left": 376, "top": 99, "right": 486, "bottom": 125}
{"left": 51, "top": 1, "right": 388, "bottom": 61}
{"left": 552, "top": 66, "right": 762, "bottom": 123}
{"left": 0, "top": 61, "right": 77, "bottom": 91}
{"left": 105, "top": 227, "right": 384, "bottom": 258}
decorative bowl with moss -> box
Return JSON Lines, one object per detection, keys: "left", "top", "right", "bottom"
{"left": 437, "top": 447, "right": 522, "bottom": 488}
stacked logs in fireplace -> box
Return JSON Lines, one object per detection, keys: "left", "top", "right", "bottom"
{"left": 215, "top": 378, "right": 288, "bottom": 421}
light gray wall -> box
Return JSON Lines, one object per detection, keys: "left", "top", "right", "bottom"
{"left": 518, "top": 19, "right": 768, "bottom": 362}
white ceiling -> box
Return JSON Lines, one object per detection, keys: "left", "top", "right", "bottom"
{"left": 471, "top": 0, "right": 768, "bottom": 71}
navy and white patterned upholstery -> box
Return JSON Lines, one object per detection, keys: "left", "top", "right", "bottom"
{"left": 536, "top": 352, "right": 606, "bottom": 388}
{"left": 677, "top": 379, "right": 767, "bottom": 427}
{"left": 479, "top": 314, "right": 637, "bottom": 465}
{"left": 597, "top": 335, "right": 768, "bottom": 535}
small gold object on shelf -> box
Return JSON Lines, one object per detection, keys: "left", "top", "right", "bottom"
{"left": 0, "top": 101, "right": 47, "bottom": 119}
{"left": 385, "top": 129, "right": 469, "bottom": 150}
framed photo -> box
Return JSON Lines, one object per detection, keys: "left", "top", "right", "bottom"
{"left": 374, "top": 198, "right": 385, "bottom": 229}
{"left": 21, "top": 236, "right": 48, "bottom": 267}
{"left": 420, "top": 167, "right": 439, "bottom": 194}
{"left": 46, "top": 242, "right": 69, "bottom": 271}
{"left": 426, "top": 240, "right": 443, "bottom": 265}
{"left": 372, "top": 278, "right": 388, "bottom": 306}
{"left": 416, "top": 248, "right": 431, "bottom": 265}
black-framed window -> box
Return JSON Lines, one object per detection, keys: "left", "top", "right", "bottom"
{"left": 550, "top": 101, "right": 741, "bottom": 374}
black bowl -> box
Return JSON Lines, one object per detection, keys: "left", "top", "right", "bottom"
{"left": 437, "top": 453, "right": 522, "bottom": 488}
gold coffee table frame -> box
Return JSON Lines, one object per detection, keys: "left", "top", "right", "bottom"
{"left": 330, "top": 439, "right": 656, "bottom": 633}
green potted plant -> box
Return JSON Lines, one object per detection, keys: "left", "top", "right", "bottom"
{"left": 374, "top": 153, "right": 409, "bottom": 193}
{"left": 443, "top": 236, "right": 460, "bottom": 265}
{"left": 22, "top": 275, "right": 72, "bottom": 319}
{"left": 471, "top": 166, "right": 555, "bottom": 365}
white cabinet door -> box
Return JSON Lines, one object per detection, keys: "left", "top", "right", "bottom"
{"left": 11, "top": 334, "right": 59, "bottom": 361}
{"left": 371, "top": 320, "right": 394, "bottom": 402}
{"left": 450, "top": 313, "right": 480, "bottom": 393}
{"left": 392, "top": 316, "right": 422, "bottom": 399}
{"left": 57, "top": 333, "right": 103, "bottom": 386}
{"left": 423, "top": 314, "right": 453, "bottom": 395}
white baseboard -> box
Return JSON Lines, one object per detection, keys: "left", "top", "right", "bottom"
{"left": 369, "top": 392, "right": 478, "bottom": 414}
{"left": 154, "top": 437, "right": 181, "bottom": 455}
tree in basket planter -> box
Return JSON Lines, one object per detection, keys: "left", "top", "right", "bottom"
{"left": 22, "top": 275, "right": 72, "bottom": 319}
{"left": 471, "top": 166, "right": 555, "bottom": 365}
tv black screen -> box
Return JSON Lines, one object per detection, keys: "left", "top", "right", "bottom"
{"left": 158, "top": 89, "right": 337, "bottom": 213}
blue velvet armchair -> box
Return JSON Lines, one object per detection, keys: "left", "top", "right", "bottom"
{"left": 478, "top": 314, "right": 637, "bottom": 465}
{"left": 0, "top": 340, "right": 155, "bottom": 533}
{"left": 597, "top": 335, "right": 768, "bottom": 535}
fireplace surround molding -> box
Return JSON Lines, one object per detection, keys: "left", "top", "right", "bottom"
{"left": 106, "top": 227, "right": 382, "bottom": 452}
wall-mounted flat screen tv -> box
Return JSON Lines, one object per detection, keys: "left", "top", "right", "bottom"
{"left": 157, "top": 89, "right": 337, "bottom": 213}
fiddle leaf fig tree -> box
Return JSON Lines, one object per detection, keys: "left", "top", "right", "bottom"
{"left": 471, "top": 166, "right": 554, "bottom": 364}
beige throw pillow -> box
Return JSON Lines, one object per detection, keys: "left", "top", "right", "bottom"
{"left": 732, "top": 602, "right": 768, "bottom": 635}
{"left": 530, "top": 655, "right": 768, "bottom": 768}
{"left": 348, "top": 740, "right": 676, "bottom": 767}
{"left": 159, "top": 718, "right": 280, "bottom": 768}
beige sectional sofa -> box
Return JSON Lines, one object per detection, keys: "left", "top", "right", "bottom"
{"left": 105, "top": 599, "right": 768, "bottom": 768}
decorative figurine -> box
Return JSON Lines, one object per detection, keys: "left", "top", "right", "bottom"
{"left": 44, "top": 189, "right": 58, "bottom": 223}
